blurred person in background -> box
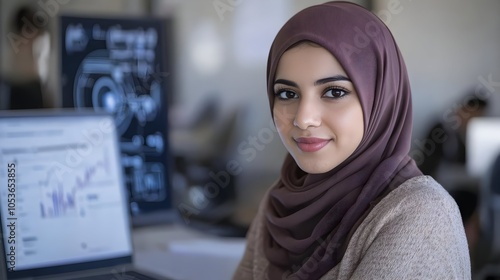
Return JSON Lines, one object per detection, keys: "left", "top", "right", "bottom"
{"left": 418, "top": 94, "right": 488, "bottom": 263}
{"left": 2, "top": 4, "right": 50, "bottom": 109}
{"left": 418, "top": 94, "right": 489, "bottom": 191}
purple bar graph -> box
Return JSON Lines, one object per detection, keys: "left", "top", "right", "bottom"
{"left": 39, "top": 155, "right": 109, "bottom": 218}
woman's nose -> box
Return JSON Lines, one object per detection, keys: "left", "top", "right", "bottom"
{"left": 293, "top": 98, "right": 321, "bottom": 130}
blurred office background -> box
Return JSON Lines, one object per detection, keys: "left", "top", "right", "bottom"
{"left": 1, "top": 0, "right": 500, "bottom": 277}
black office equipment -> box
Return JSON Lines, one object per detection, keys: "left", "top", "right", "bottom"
{"left": 59, "top": 15, "right": 174, "bottom": 223}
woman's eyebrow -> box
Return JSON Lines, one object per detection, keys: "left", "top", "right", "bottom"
{"left": 274, "top": 75, "right": 351, "bottom": 88}
{"left": 274, "top": 79, "right": 298, "bottom": 87}
{"left": 314, "top": 75, "right": 351, "bottom": 85}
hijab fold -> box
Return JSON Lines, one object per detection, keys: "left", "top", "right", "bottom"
{"left": 263, "top": 2, "right": 422, "bottom": 279}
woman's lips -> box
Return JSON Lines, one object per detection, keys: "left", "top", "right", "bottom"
{"left": 294, "top": 137, "right": 331, "bottom": 152}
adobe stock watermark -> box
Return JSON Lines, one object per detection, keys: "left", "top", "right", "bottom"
{"left": 211, "top": 0, "right": 413, "bottom": 57}
{"left": 213, "top": 0, "right": 244, "bottom": 21}
{"left": 341, "top": 0, "right": 412, "bottom": 58}
{"left": 7, "top": 0, "right": 70, "bottom": 54}
{"left": 339, "top": 21, "right": 382, "bottom": 59}
{"left": 410, "top": 73, "right": 499, "bottom": 166}
{"left": 385, "top": 73, "right": 500, "bottom": 184}
{"left": 177, "top": 112, "right": 286, "bottom": 224}
{"left": 375, "top": 0, "right": 412, "bottom": 26}
{"left": 281, "top": 236, "right": 341, "bottom": 280}
{"left": 110, "top": 266, "right": 141, "bottom": 280}
{"left": 131, "top": 65, "right": 171, "bottom": 94}
{"left": 47, "top": 117, "right": 115, "bottom": 182}
{"left": 176, "top": 118, "right": 280, "bottom": 223}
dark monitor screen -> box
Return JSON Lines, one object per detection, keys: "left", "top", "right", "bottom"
{"left": 59, "top": 15, "right": 174, "bottom": 219}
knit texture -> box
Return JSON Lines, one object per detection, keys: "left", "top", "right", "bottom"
{"left": 233, "top": 176, "right": 471, "bottom": 280}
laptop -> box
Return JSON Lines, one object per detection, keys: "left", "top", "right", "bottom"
{"left": 0, "top": 110, "right": 170, "bottom": 280}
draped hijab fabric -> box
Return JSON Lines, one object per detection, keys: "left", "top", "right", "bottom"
{"left": 264, "top": 2, "right": 422, "bottom": 279}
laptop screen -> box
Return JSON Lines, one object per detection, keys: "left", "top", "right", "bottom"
{"left": 0, "top": 110, "right": 132, "bottom": 277}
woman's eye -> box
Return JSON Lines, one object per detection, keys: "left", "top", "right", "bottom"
{"left": 324, "top": 88, "right": 349, "bottom": 99}
{"left": 277, "top": 90, "right": 298, "bottom": 100}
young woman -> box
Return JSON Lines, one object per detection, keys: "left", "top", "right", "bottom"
{"left": 233, "top": 2, "right": 470, "bottom": 279}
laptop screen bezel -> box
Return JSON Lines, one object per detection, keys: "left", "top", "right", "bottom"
{"left": 0, "top": 109, "right": 134, "bottom": 279}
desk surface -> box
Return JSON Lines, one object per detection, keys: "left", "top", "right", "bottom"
{"left": 132, "top": 224, "right": 246, "bottom": 280}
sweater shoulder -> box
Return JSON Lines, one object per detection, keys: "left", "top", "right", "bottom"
{"left": 378, "top": 175, "right": 459, "bottom": 214}
{"left": 360, "top": 175, "right": 463, "bottom": 236}
{"left": 326, "top": 175, "right": 470, "bottom": 279}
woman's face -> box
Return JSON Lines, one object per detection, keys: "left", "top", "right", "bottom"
{"left": 273, "top": 44, "right": 364, "bottom": 174}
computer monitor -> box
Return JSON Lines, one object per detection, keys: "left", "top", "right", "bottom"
{"left": 467, "top": 117, "right": 500, "bottom": 178}
{"left": 59, "top": 15, "right": 175, "bottom": 224}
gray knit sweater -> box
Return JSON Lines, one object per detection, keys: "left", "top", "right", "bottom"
{"left": 233, "top": 176, "right": 471, "bottom": 279}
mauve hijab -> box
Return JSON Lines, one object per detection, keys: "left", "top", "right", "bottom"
{"left": 264, "top": 1, "right": 422, "bottom": 279}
